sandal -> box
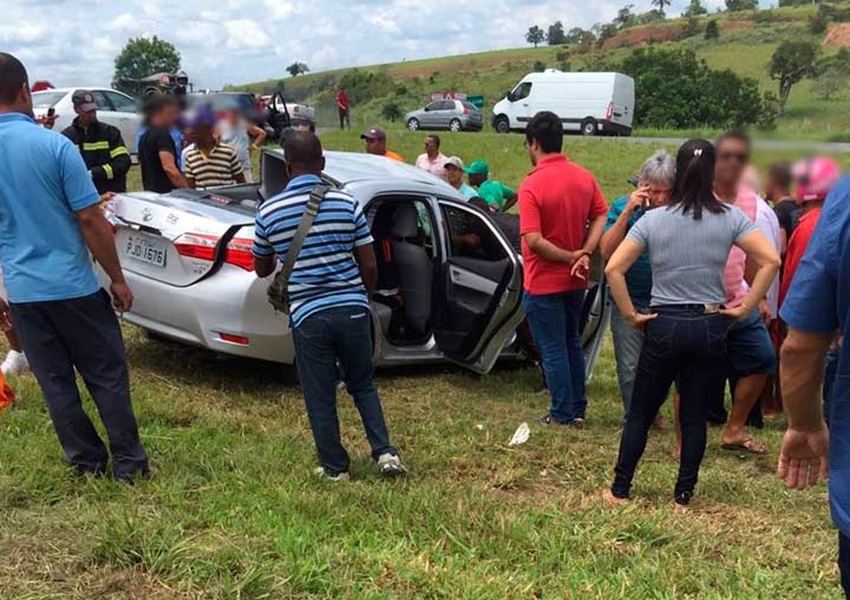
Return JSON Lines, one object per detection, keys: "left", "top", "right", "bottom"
{"left": 721, "top": 438, "right": 767, "bottom": 455}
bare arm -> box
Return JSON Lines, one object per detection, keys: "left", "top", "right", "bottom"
{"left": 254, "top": 255, "right": 276, "bottom": 278}
{"left": 780, "top": 228, "right": 788, "bottom": 256}
{"left": 159, "top": 151, "right": 188, "bottom": 189}
{"left": 523, "top": 232, "right": 578, "bottom": 265}
{"left": 248, "top": 123, "right": 267, "bottom": 149}
{"left": 234, "top": 172, "right": 247, "bottom": 184}
{"left": 601, "top": 190, "right": 646, "bottom": 261}
{"left": 584, "top": 214, "right": 607, "bottom": 256}
{"left": 730, "top": 231, "right": 781, "bottom": 318}
{"left": 354, "top": 244, "right": 377, "bottom": 297}
{"left": 502, "top": 193, "right": 518, "bottom": 213}
{"left": 76, "top": 204, "right": 133, "bottom": 312}
{"left": 604, "top": 239, "right": 646, "bottom": 321}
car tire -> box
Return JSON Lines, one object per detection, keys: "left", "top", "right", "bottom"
{"left": 581, "top": 118, "right": 599, "bottom": 137}
{"left": 449, "top": 119, "right": 462, "bottom": 132}
{"left": 407, "top": 118, "right": 420, "bottom": 131}
{"left": 494, "top": 115, "right": 510, "bottom": 134}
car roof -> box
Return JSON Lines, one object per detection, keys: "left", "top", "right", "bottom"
{"left": 32, "top": 87, "right": 125, "bottom": 94}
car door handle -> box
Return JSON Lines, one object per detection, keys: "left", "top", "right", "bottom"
{"left": 522, "top": 103, "right": 529, "bottom": 107}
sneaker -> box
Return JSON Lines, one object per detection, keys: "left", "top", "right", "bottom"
{"left": 314, "top": 467, "right": 350, "bottom": 482}
{"left": 571, "top": 417, "right": 586, "bottom": 430}
{"left": 376, "top": 453, "right": 407, "bottom": 478}
{"left": 674, "top": 490, "right": 693, "bottom": 506}
{"left": 1, "top": 350, "right": 28, "bottom": 376}
{"left": 115, "top": 465, "right": 158, "bottom": 485}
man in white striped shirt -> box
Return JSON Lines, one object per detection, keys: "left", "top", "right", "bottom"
{"left": 184, "top": 110, "right": 245, "bottom": 190}
{"left": 253, "top": 131, "right": 406, "bottom": 481}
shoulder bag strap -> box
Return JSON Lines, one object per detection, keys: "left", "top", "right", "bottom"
{"left": 277, "top": 184, "right": 331, "bottom": 285}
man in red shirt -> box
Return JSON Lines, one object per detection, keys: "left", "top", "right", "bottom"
{"left": 779, "top": 156, "right": 842, "bottom": 308}
{"left": 337, "top": 87, "right": 350, "bottom": 130}
{"left": 519, "top": 111, "right": 608, "bottom": 427}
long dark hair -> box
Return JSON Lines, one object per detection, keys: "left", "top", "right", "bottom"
{"left": 668, "top": 138, "right": 727, "bottom": 220}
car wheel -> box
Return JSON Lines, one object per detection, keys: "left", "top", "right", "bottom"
{"left": 449, "top": 119, "right": 462, "bottom": 132}
{"left": 494, "top": 115, "right": 510, "bottom": 134}
{"left": 581, "top": 118, "right": 598, "bottom": 137}
{"left": 407, "top": 118, "right": 420, "bottom": 131}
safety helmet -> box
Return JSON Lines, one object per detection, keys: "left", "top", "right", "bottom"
{"left": 175, "top": 70, "right": 188, "bottom": 81}
{"left": 793, "top": 156, "right": 842, "bottom": 203}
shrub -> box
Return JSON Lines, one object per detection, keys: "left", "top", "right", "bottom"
{"left": 810, "top": 14, "right": 828, "bottom": 35}
{"left": 704, "top": 20, "right": 720, "bottom": 40}
{"left": 533, "top": 60, "right": 547, "bottom": 73}
{"left": 757, "top": 92, "right": 780, "bottom": 131}
{"left": 381, "top": 102, "right": 402, "bottom": 123}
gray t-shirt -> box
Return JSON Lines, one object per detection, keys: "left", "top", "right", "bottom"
{"left": 626, "top": 204, "right": 757, "bottom": 306}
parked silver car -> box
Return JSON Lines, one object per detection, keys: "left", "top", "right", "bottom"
{"left": 32, "top": 88, "right": 142, "bottom": 153}
{"left": 98, "top": 150, "right": 610, "bottom": 378}
{"left": 405, "top": 100, "right": 483, "bottom": 133}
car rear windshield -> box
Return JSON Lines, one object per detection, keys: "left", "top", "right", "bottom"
{"left": 189, "top": 94, "right": 255, "bottom": 112}
{"left": 462, "top": 101, "right": 479, "bottom": 111}
{"left": 31, "top": 91, "right": 66, "bottom": 108}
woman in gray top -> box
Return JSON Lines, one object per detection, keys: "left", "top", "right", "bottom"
{"left": 603, "top": 139, "right": 780, "bottom": 507}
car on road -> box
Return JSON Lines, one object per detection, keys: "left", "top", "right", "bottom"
{"left": 32, "top": 88, "right": 142, "bottom": 153}
{"left": 98, "top": 150, "right": 610, "bottom": 378}
{"left": 405, "top": 100, "right": 483, "bottom": 133}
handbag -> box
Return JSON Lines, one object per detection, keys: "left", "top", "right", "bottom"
{"left": 267, "top": 184, "right": 330, "bottom": 314}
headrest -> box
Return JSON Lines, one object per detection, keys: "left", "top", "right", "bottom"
{"left": 391, "top": 203, "right": 420, "bottom": 239}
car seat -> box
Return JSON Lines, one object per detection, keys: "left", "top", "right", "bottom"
{"left": 391, "top": 202, "right": 433, "bottom": 338}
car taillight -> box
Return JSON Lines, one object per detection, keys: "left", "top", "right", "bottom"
{"left": 606, "top": 102, "right": 613, "bottom": 120}
{"left": 463, "top": 106, "right": 469, "bottom": 115}
{"left": 174, "top": 233, "right": 219, "bottom": 262}
{"left": 225, "top": 238, "right": 255, "bottom": 271}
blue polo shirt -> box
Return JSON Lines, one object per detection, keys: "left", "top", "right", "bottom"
{"left": 780, "top": 176, "right": 850, "bottom": 537}
{"left": 0, "top": 113, "right": 101, "bottom": 303}
{"left": 605, "top": 196, "right": 653, "bottom": 308}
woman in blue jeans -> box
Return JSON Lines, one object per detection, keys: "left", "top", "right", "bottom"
{"left": 603, "top": 139, "right": 781, "bottom": 507}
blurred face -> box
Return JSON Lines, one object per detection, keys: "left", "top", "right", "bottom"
{"left": 363, "top": 136, "right": 385, "bottom": 155}
{"left": 424, "top": 137, "right": 439, "bottom": 156}
{"left": 74, "top": 106, "right": 97, "bottom": 127}
{"left": 445, "top": 164, "right": 462, "bottom": 186}
{"left": 525, "top": 137, "right": 542, "bottom": 167}
{"left": 715, "top": 139, "right": 750, "bottom": 189}
{"left": 468, "top": 173, "right": 485, "bottom": 188}
{"left": 640, "top": 180, "right": 672, "bottom": 208}
{"left": 194, "top": 125, "right": 215, "bottom": 146}
{"left": 154, "top": 102, "right": 180, "bottom": 128}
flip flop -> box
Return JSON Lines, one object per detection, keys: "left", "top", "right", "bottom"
{"left": 721, "top": 438, "right": 767, "bottom": 455}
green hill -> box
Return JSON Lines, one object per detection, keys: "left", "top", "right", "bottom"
{"left": 233, "top": 3, "right": 850, "bottom": 140}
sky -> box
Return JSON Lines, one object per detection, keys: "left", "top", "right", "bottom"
{"left": 3, "top": 0, "right": 755, "bottom": 90}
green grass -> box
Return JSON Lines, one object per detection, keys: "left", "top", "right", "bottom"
{"left": 4, "top": 136, "right": 849, "bottom": 598}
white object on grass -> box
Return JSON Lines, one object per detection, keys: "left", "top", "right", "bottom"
{"left": 508, "top": 422, "right": 530, "bottom": 446}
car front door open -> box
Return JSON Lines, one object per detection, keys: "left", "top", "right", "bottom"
{"left": 432, "top": 202, "right": 524, "bottom": 374}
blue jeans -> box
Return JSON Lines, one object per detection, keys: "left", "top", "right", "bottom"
{"left": 292, "top": 305, "right": 396, "bottom": 475}
{"left": 612, "top": 307, "right": 729, "bottom": 503}
{"left": 610, "top": 303, "right": 650, "bottom": 416}
{"left": 840, "top": 532, "right": 850, "bottom": 599}
{"left": 523, "top": 290, "right": 587, "bottom": 423}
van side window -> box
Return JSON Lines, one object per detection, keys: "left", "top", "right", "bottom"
{"left": 512, "top": 82, "right": 532, "bottom": 101}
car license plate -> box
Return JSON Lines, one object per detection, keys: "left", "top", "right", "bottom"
{"left": 124, "top": 234, "right": 166, "bottom": 268}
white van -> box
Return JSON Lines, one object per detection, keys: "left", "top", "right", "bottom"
{"left": 492, "top": 70, "right": 635, "bottom": 136}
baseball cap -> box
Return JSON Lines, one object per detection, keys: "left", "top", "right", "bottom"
{"left": 191, "top": 108, "right": 217, "bottom": 129}
{"left": 464, "top": 160, "right": 489, "bottom": 176}
{"left": 360, "top": 126, "right": 386, "bottom": 141}
{"left": 444, "top": 156, "right": 464, "bottom": 170}
{"left": 71, "top": 90, "right": 97, "bottom": 112}
{"left": 793, "top": 156, "right": 841, "bottom": 203}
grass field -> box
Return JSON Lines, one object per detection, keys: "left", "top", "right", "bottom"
{"left": 1, "top": 136, "right": 847, "bottom": 599}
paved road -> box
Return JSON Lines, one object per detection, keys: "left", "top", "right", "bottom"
{"left": 610, "top": 136, "right": 850, "bottom": 154}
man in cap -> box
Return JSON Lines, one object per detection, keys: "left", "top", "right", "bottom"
{"left": 184, "top": 110, "right": 246, "bottom": 190}
{"left": 444, "top": 156, "right": 477, "bottom": 200}
{"left": 361, "top": 127, "right": 404, "bottom": 162}
{"left": 61, "top": 90, "right": 131, "bottom": 195}
{"left": 465, "top": 160, "right": 518, "bottom": 212}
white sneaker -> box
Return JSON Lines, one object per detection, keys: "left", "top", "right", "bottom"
{"left": 377, "top": 453, "right": 407, "bottom": 478}
{"left": 313, "top": 467, "right": 350, "bottom": 482}
{"left": 1, "top": 350, "right": 28, "bottom": 376}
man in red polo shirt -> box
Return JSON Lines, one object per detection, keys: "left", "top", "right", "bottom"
{"left": 519, "top": 111, "right": 608, "bottom": 427}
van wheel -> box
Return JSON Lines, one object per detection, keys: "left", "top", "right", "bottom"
{"left": 494, "top": 115, "right": 510, "bottom": 134}
{"left": 407, "top": 118, "right": 420, "bottom": 131}
{"left": 581, "top": 119, "right": 598, "bottom": 136}
{"left": 449, "top": 119, "right": 462, "bottom": 132}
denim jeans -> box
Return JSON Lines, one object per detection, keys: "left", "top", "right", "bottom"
{"left": 612, "top": 306, "right": 729, "bottom": 503}
{"left": 523, "top": 290, "right": 587, "bottom": 423}
{"left": 292, "top": 305, "right": 396, "bottom": 475}
{"left": 610, "top": 303, "right": 650, "bottom": 416}
{"left": 840, "top": 532, "right": 850, "bottom": 599}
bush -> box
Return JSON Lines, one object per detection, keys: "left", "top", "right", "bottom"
{"left": 381, "top": 102, "right": 403, "bottom": 123}
{"left": 757, "top": 92, "right": 780, "bottom": 131}
{"left": 683, "top": 17, "right": 703, "bottom": 39}
{"left": 533, "top": 60, "right": 547, "bottom": 73}
{"left": 810, "top": 14, "right": 828, "bottom": 35}
{"left": 705, "top": 20, "right": 720, "bottom": 40}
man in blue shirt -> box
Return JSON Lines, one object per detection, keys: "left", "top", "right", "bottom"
{"left": 253, "top": 131, "right": 405, "bottom": 481}
{"left": 779, "top": 175, "right": 850, "bottom": 597}
{"left": 600, "top": 150, "right": 674, "bottom": 419}
{"left": 0, "top": 54, "right": 149, "bottom": 482}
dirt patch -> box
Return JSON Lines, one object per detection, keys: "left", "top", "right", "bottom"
{"left": 824, "top": 24, "right": 850, "bottom": 47}
{"left": 601, "top": 20, "right": 754, "bottom": 51}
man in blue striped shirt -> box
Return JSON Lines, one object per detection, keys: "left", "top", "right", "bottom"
{"left": 253, "top": 132, "right": 405, "bottom": 481}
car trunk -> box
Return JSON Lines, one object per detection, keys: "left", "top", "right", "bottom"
{"left": 108, "top": 150, "right": 291, "bottom": 287}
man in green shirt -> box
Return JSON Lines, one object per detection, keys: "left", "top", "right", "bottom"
{"left": 465, "top": 160, "right": 518, "bottom": 212}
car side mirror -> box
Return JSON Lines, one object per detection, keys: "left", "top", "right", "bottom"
{"left": 506, "top": 91, "right": 514, "bottom": 102}
{"left": 424, "top": 106, "right": 431, "bottom": 112}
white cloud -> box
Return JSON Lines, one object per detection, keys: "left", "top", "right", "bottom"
{"left": 1, "top": 0, "right": 765, "bottom": 90}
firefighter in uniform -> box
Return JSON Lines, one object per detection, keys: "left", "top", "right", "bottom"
{"left": 60, "top": 90, "right": 131, "bottom": 195}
